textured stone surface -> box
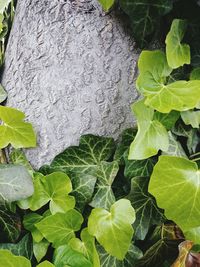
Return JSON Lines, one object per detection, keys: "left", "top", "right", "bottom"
{"left": 2, "top": 0, "right": 139, "bottom": 168}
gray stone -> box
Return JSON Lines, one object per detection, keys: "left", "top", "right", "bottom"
{"left": 2, "top": 0, "right": 139, "bottom": 168}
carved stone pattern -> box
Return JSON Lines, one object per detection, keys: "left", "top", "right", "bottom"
{"left": 2, "top": 0, "right": 140, "bottom": 168}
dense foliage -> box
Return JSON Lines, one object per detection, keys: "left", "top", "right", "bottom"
{"left": 0, "top": 0, "right": 200, "bottom": 267}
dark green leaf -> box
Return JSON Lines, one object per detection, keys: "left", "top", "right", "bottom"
{"left": 119, "top": 0, "right": 173, "bottom": 47}
{"left": 124, "top": 150, "right": 156, "bottom": 179}
{"left": 0, "top": 203, "right": 21, "bottom": 242}
{"left": 127, "top": 177, "right": 164, "bottom": 240}
{"left": 51, "top": 134, "right": 115, "bottom": 175}
{"left": 0, "top": 234, "right": 33, "bottom": 260}
{"left": 96, "top": 243, "right": 143, "bottom": 267}
{"left": 90, "top": 161, "right": 119, "bottom": 210}
{"left": 114, "top": 128, "right": 137, "bottom": 164}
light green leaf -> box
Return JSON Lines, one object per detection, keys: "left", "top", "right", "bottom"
{"left": 71, "top": 173, "right": 96, "bottom": 212}
{"left": 0, "top": 250, "right": 31, "bottom": 267}
{"left": 149, "top": 156, "right": 200, "bottom": 233}
{"left": 124, "top": 150, "right": 156, "bottom": 179}
{"left": 136, "top": 50, "right": 200, "bottom": 113}
{"left": 0, "top": 164, "right": 34, "bottom": 202}
{"left": 37, "top": 261, "right": 55, "bottom": 267}
{"left": 184, "top": 227, "right": 200, "bottom": 244}
{"left": 128, "top": 99, "right": 169, "bottom": 160}
{"left": 90, "top": 161, "right": 118, "bottom": 210}
{"left": 162, "top": 132, "right": 187, "bottom": 158}
{"left": 33, "top": 239, "right": 49, "bottom": 263}
{"left": 53, "top": 245, "right": 92, "bottom": 267}
{"left": 35, "top": 210, "right": 83, "bottom": 247}
{"left": 0, "top": 0, "right": 11, "bottom": 13}
{"left": 0, "top": 234, "right": 33, "bottom": 260}
{"left": 23, "top": 213, "right": 44, "bottom": 243}
{"left": 26, "top": 172, "right": 75, "bottom": 214}
{"left": 88, "top": 199, "right": 135, "bottom": 260}
{"left": 69, "top": 228, "right": 100, "bottom": 267}
{"left": 0, "top": 106, "right": 36, "bottom": 148}
{"left": 98, "top": 0, "right": 114, "bottom": 11}
{"left": 181, "top": 110, "right": 200, "bottom": 128}
{"left": 10, "top": 149, "right": 33, "bottom": 173}
{"left": 166, "top": 19, "right": 190, "bottom": 69}
{"left": 0, "top": 84, "right": 7, "bottom": 103}
{"left": 127, "top": 177, "right": 164, "bottom": 240}
{"left": 0, "top": 203, "right": 21, "bottom": 242}
{"left": 97, "top": 243, "right": 143, "bottom": 267}
{"left": 51, "top": 134, "right": 115, "bottom": 175}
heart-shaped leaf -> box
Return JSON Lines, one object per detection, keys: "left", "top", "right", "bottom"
{"left": 0, "top": 106, "right": 36, "bottom": 148}
{"left": 149, "top": 156, "right": 200, "bottom": 234}
{"left": 35, "top": 210, "right": 83, "bottom": 247}
{"left": 33, "top": 239, "right": 49, "bottom": 263}
{"left": 90, "top": 161, "right": 118, "bottom": 210}
{"left": 0, "top": 164, "right": 34, "bottom": 202}
{"left": 128, "top": 99, "right": 169, "bottom": 160}
{"left": 88, "top": 199, "right": 135, "bottom": 260}
{"left": 25, "top": 172, "right": 75, "bottom": 214}
{"left": 166, "top": 19, "right": 190, "bottom": 69}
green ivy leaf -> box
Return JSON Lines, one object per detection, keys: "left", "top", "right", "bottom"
{"left": 33, "top": 239, "right": 49, "bottom": 263}
{"left": 51, "top": 134, "right": 115, "bottom": 175}
{"left": 0, "top": 203, "right": 21, "bottom": 242}
{"left": 149, "top": 156, "right": 200, "bottom": 234}
{"left": 90, "top": 161, "right": 118, "bottom": 210}
{"left": 37, "top": 261, "right": 55, "bottom": 267}
{"left": 190, "top": 67, "right": 200, "bottom": 80}
{"left": 0, "top": 164, "right": 34, "bottom": 202}
{"left": 128, "top": 99, "right": 169, "bottom": 160}
{"left": 0, "top": 84, "right": 7, "bottom": 103}
{"left": 0, "top": 0, "right": 11, "bottom": 13}
{"left": 0, "top": 234, "right": 33, "bottom": 260}
{"left": 181, "top": 110, "right": 200, "bottom": 128}
{"left": 119, "top": 0, "right": 172, "bottom": 47}
{"left": 127, "top": 177, "right": 164, "bottom": 240}
{"left": 136, "top": 225, "right": 182, "bottom": 267}
{"left": 23, "top": 213, "right": 44, "bottom": 243}
{"left": 98, "top": 0, "right": 115, "bottom": 11}
{"left": 153, "top": 111, "right": 180, "bottom": 130}
{"left": 0, "top": 250, "right": 31, "bottom": 267}
{"left": 71, "top": 173, "right": 96, "bottom": 212}
{"left": 114, "top": 128, "right": 137, "bottom": 164}
{"left": 166, "top": 19, "right": 190, "bottom": 69}
{"left": 35, "top": 210, "right": 83, "bottom": 247}
{"left": 96, "top": 243, "right": 143, "bottom": 267}
{"left": 69, "top": 228, "right": 100, "bottom": 267}
{"left": 0, "top": 106, "right": 36, "bottom": 148}
{"left": 88, "top": 199, "right": 135, "bottom": 260}
{"left": 10, "top": 149, "right": 33, "bottom": 173}
{"left": 136, "top": 50, "right": 200, "bottom": 113}
{"left": 53, "top": 245, "right": 92, "bottom": 267}
{"left": 25, "top": 172, "right": 75, "bottom": 214}
{"left": 124, "top": 151, "right": 156, "bottom": 179}
{"left": 162, "top": 132, "right": 187, "bottom": 158}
